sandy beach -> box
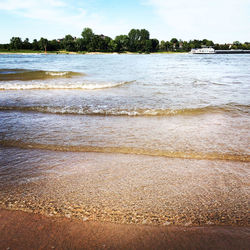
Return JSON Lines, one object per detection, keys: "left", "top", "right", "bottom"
{"left": 1, "top": 148, "right": 249, "bottom": 226}
{"left": 0, "top": 53, "right": 249, "bottom": 249}
{"left": 1, "top": 209, "right": 249, "bottom": 250}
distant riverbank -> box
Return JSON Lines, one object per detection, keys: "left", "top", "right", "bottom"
{"left": 0, "top": 49, "right": 183, "bottom": 55}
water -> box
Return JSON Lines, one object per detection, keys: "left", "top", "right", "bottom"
{"left": 0, "top": 53, "right": 249, "bottom": 226}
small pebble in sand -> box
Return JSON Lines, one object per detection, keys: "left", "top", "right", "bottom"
{"left": 82, "top": 217, "right": 88, "bottom": 222}
{"left": 163, "top": 221, "right": 171, "bottom": 226}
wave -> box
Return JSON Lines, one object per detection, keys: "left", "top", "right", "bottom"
{"left": 0, "top": 104, "right": 248, "bottom": 116}
{"left": 0, "top": 68, "right": 83, "bottom": 81}
{"left": 0, "top": 139, "right": 249, "bottom": 162}
{"left": 0, "top": 80, "right": 134, "bottom": 90}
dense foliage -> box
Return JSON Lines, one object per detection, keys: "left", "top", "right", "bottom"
{"left": 0, "top": 28, "right": 249, "bottom": 53}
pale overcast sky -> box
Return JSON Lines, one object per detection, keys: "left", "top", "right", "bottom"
{"left": 0, "top": 0, "right": 249, "bottom": 43}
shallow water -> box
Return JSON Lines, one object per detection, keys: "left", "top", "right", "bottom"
{"left": 0, "top": 53, "right": 249, "bottom": 225}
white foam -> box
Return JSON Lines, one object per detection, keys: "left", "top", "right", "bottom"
{"left": 0, "top": 80, "right": 134, "bottom": 90}
{"left": 45, "top": 71, "right": 69, "bottom": 76}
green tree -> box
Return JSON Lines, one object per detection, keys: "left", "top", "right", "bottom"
{"left": 63, "top": 34, "right": 76, "bottom": 51}
{"left": 81, "top": 28, "right": 95, "bottom": 51}
{"left": 189, "top": 39, "right": 202, "bottom": 49}
{"left": 232, "top": 41, "right": 242, "bottom": 49}
{"left": 32, "top": 39, "right": 39, "bottom": 50}
{"left": 75, "top": 38, "right": 85, "bottom": 51}
{"left": 165, "top": 41, "right": 172, "bottom": 51}
{"left": 89, "top": 35, "right": 101, "bottom": 51}
{"left": 23, "top": 38, "right": 31, "bottom": 49}
{"left": 0, "top": 43, "right": 9, "bottom": 50}
{"left": 159, "top": 40, "right": 166, "bottom": 51}
{"left": 202, "top": 39, "right": 214, "bottom": 47}
{"left": 128, "top": 29, "right": 141, "bottom": 51}
{"left": 114, "top": 35, "right": 129, "bottom": 52}
{"left": 145, "top": 40, "right": 152, "bottom": 52}
{"left": 47, "top": 39, "right": 60, "bottom": 51}
{"left": 140, "top": 29, "right": 150, "bottom": 52}
{"left": 170, "top": 38, "right": 179, "bottom": 50}
{"left": 38, "top": 37, "right": 48, "bottom": 52}
{"left": 140, "top": 29, "right": 150, "bottom": 40}
{"left": 10, "top": 37, "right": 22, "bottom": 50}
{"left": 102, "top": 36, "right": 112, "bottom": 51}
{"left": 182, "top": 41, "right": 190, "bottom": 51}
{"left": 128, "top": 29, "right": 151, "bottom": 52}
{"left": 243, "top": 42, "right": 250, "bottom": 50}
{"left": 150, "top": 38, "right": 159, "bottom": 52}
{"left": 108, "top": 39, "right": 117, "bottom": 52}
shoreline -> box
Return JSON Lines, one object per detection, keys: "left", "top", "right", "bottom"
{"left": 0, "top": 147, "right": 249, "bottom": 228}
{"left": 0, "top": 208, "right": 249, "bottom": 249}
{"left": 0, "top": 51, "right": 183, "bottom": 55}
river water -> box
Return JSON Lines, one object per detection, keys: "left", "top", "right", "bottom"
{"left": 0, "top": 53, "right": 249, "bottom": 226}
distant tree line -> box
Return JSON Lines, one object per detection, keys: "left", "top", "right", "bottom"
{"left": 0, "top": 28, "right": 249, "bottom": 53}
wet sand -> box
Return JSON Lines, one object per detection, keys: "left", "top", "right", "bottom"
{"left": 0, "top": 148, "right": 249, "bottom": 227}
{"left": 0, "top": 209, "right": 249, "bottom": 250}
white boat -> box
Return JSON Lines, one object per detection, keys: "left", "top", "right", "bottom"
{"left": 190, "top": 48, "right": 215, "bottom": 54}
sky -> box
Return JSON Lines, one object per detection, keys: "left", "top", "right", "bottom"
{"left": 0, "top": 0, "right": 249, "bottom": 44}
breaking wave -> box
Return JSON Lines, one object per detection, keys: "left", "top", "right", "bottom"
{"left": 0, "top": 139, "right": 249, "bottom": 162}
{"left": 0, "top": 81, "right": 134, "bottom": 90}
{"left": 0, "top": 104, "right": 248, "bottom": 116}
{"left": 0, "top": 68, "right": 83, "bottom": 81}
